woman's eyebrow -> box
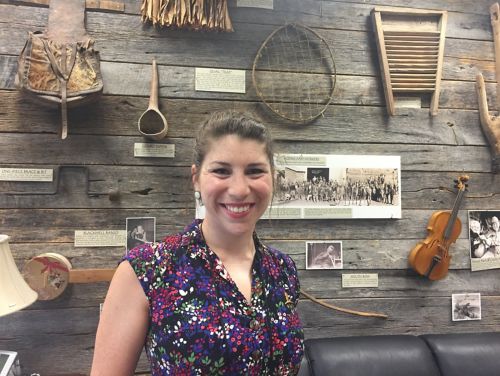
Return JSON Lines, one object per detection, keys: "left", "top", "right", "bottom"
{"left": 208, "top": 161, "right": 231, "bottom": 166}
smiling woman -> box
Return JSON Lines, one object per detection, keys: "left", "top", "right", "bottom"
{"left": 91, "top": 111, "right": 304, "bottom": 376}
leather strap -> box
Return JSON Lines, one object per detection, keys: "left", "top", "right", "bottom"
{"left": 41, "top": 40, "right": 77, "bottom": 139}
{"left": 47, "top": 0, "right": 88, "bottom": 44}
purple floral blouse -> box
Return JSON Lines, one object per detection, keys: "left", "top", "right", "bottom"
{"left": 124, "top": 219, "right": 304, "bottom": 375}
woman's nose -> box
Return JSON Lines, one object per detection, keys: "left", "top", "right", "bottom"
{"left": 228, "top": 173, "right": 251, "bottom": 198}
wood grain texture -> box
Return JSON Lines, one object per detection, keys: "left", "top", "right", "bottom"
{"left": 0, "top": 0, "right": 499, "bottom": 374}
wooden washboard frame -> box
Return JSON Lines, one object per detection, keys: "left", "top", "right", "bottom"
{"left": 371, "top": 7, "right": 447, "bottom": 116}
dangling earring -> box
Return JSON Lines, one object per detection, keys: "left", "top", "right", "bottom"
{"left": 194, "top": 191, "right": 203, "bottom": 206}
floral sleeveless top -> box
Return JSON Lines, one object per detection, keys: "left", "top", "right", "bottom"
{"left": 124, "top": 219, "right": 304, "bottom": 375}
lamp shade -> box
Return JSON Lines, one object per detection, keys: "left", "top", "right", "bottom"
{"left": 0, "top": 234, "right": 38, "bottom": 317}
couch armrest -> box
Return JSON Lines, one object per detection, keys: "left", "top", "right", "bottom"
{"left": 304, "top": 335, "right": 440, "bottom": 376}
{"left": 297, "top": 349, "right": 311, "bottom": 376}
{"left": 421, "top": 332, "right": 500, "bottom": 376}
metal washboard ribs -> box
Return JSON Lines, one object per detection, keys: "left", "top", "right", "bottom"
{"left": 371, "top": 7, "right": 447, "bottom": 116}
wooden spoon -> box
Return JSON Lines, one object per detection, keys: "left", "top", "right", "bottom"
{"left": 138, "top": 59, "right": 168, "bottom": 140}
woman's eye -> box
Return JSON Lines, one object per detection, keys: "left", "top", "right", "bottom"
{"left": 247, "top": 168, "right": 266, "bottom": 175}
{"left": 211, "top": 168, "right": 230, "bottom": 175}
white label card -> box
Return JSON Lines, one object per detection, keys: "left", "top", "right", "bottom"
{"left": 237, "top": 0, "right": 273, "bottom": 9}
{"left": 0, "top": 168, "right": 53, "bottom": 182}
{"left": 195, "top": 68, "right": 246, "bottom": 93}
{"left": 342, "top": 273, "right": 379, "bottom": 288}
{"left": 74, "top": 230, "right": 127, "bottom": 247}
{"left": 134, "top": 143, "right": 175, "bottom": 158}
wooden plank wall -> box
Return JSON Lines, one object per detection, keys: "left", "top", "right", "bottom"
{"left": 1, "top": 0, "right": 500, "bottom": 374}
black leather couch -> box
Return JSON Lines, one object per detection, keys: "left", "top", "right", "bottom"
{"left": 298, "top": 332, "right": 500, "bottom": 376}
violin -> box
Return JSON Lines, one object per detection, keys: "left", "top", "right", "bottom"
{"left": 408, "top": 175, "right": 469, "bottom": 280}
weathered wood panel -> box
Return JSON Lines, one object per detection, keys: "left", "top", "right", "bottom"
{"left": 0, "top": 91, "right": 490, "bottom": 148}
{"left": 0, "top": 209, "right": 489, "bottom": 242}
{"left": 0, "top": 0, "right": 499, "bottom": 375}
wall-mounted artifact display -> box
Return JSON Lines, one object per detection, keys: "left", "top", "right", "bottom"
{"left": 252, "top": 23, "right": 336, "bottom": 123}
{"left": 306, "top": 241, "right": 343, "bottom": 270}
{"left": 22, "top": 253, "right": 71, "bottom": 300}
{"left": 469, "top": 210, "right": 500, "bottom": 271}
{"left": 264, "top": 154, "right": 401, "bottom": 219}
{"left": 342, "top": 273, "right": 379, "bottom": 288}
{"left": 138, "top": 59, "right": 168, "bottom": 140}
{"left": 126, "top": 217, "right": 156, "bottom": 253}
{"left": 236, "top": 0, "right": 273, "bottom": 10}
{"left": 452, "top": 293, "right": 481, "bottom": 321}
{"left": 134, "top": 143, "right": 175, "bottom": 158}
{"left": 195, "top": 67, "right": 246, "bottom": 93}
{"left": 408, "top": 175, "right": 469, "bottom": 280}
{"left": 475, "top": 3, "right": 500, "bottom": 174}
{"left": 10, "top": 0, "right": 125, "bottom": 12}
{"left": 23, "top": 253, "right": 115, "bottom": 300}
{"left": 300, "top": 290, "right": 388, "bottom": 319}
{"left": 0, "top": 168, "right": 53, "bottom": 182}
{"left": 371, "top": 7, "right": 447, "bottom": 116}
{"left": 15, "top": 0, "right": 103, "bottom": 139}
{"left": 141, "top": 0, "right": 233, "bottom": 32}
{"left": 74, "top": 230, "right": 127, "bottom": 248}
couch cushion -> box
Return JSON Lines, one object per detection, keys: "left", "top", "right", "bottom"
{"left": 421, "top": 332, "right": 500, "bottom": 376}
{"left": 304, "top": 335, "right": 441, "bottom": 376}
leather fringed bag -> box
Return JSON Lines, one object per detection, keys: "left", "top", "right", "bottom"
{"left": 15, "top": 0, "right": 103, "bottom": 139}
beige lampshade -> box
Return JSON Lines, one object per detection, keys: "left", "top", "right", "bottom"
{"left": 0, "top": 234, "right": 38, "bottom": 317}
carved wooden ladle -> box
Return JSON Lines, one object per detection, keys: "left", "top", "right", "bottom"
{"left": 138, "top": 59, "right": 168, "bottom": 140}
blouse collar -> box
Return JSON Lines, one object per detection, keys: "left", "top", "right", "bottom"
{"left": 182, "top": 219, "right": 268, "bottom": 281}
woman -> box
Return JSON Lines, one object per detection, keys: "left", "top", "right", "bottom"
{"left": 91, "top": 111, "right": 304, "bottom": 375}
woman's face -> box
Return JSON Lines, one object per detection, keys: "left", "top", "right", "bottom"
{"left": 192, "top": 135, "right": 273, "bottom": 238}
{"left": 470, "top": 220, "right": 481, "bottom": 234}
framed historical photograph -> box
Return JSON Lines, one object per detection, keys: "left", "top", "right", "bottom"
{"left": 452, "top": 293, "right": 481, "bottom": 321}
{"left": 126, "top": 217, "right": 156, "bottom": 253}
{"left": 306, "top": 241, "right": 343, "bottom": 270}
{"left": 264, "top": 154, "right": 401, "bottom": 219}
{"left": 468, "top": 210, "right": 500, "bottom": 271}
{"left": 0, "top": 350, "right": 18, "bottom": 376}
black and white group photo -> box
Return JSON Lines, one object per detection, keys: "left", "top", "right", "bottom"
{"left": 469, "top": 210, "right": 500, "bottom": 271}
{"left": 275, "top": 167, "right": 399, "bottom": 207}
{"left": 268, "top": 154, "right": 401, "bottom": 219}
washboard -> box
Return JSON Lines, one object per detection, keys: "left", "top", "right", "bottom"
{"left": 371, "top": 7, "right": 447, "bottom": 116}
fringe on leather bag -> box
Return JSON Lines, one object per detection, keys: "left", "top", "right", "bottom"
{"left": 141, "top": 0, "right": 233, "bottom": 32}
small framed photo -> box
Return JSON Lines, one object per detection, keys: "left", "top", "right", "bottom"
{"left": 452, "top": 293, "right": 481, "bottom": 321}
{"left": 0, "top": 350, "right": 18, "bottom": 376}
{"left": 468, "top": 210, "right": 500, "bottom": 271}
{"left": 306, "top": 241, "right": 343, "bottom": 270}
{"left": 126, "top": 217, "right": 156, "bottom": 253}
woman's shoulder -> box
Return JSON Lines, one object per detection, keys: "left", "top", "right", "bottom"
{"left": 261, "top": 243, "right": 298, "bottom": 276}
{"left": 125, "top": 220, "right": 202, "bottom": 265}
{"left": 125, "top": 232, "right": 184, "bottom": 266}
{"left": 260, "top": 243, "right": 301, "bottom": 303}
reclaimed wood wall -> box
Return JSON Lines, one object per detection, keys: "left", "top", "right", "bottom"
{"left": 1, "top": 0, "right": 500, "bottom": 374}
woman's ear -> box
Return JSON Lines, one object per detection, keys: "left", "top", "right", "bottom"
{"left": 191, "top": 164, "right": 199, "bottom": 190}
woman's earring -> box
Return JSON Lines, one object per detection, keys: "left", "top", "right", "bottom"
{"left": 194, "top": 191, "right": 203, "bottom": 206}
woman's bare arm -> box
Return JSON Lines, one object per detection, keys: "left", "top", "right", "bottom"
{"left": 91, "top": 261, "right": 149, "bottom": 375}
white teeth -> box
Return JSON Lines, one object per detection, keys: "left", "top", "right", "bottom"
{"left": 226, "top": 205, "right": 250, "bottom": 213}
